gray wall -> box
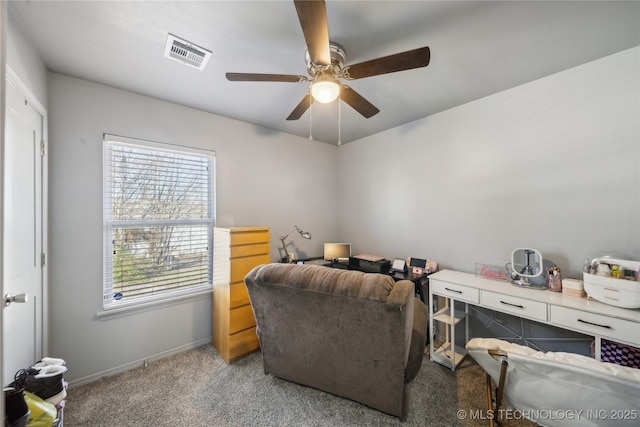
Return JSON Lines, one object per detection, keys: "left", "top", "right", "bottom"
{"left": 337, "top": 47, "right": 639, "bottom": 354}
{"left": 5, "top": 8, "right": 47, "bottom": 106}
{"left": 338, "top": 47, "right": 640, "bottom": 280}
{"left": 47, "top": 73, "right": 338, "bottom": 384}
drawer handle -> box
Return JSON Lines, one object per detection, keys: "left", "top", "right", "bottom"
{"left": 444, "top": 287, "right": 463, "bottom": 294}
{"left": 577, "top": 319, "right": 612, "bottom": 329}
{"left": 500, "top": 300, "right": 524, "bottom": 309}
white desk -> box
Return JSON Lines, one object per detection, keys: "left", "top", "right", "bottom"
{"left": 428, "top": 269, "right": 640, "bottom": 370}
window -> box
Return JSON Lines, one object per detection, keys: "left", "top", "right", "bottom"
{"left": 103, "top": 134, "right": 215, "bottom": 309}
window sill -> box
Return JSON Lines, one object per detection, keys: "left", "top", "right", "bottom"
{"left": 95, "top": 287, "right": 212, "bottom": 320}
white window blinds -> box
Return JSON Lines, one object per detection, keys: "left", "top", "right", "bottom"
{"left": 103, "top": 134, "right": 215, "bottom": 309}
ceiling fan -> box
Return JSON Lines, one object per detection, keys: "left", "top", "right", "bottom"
{"left": 226, "top": 0, "right": 431, "bottom": 121}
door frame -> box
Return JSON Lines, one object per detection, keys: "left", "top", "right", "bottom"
{"left": 1, "top": 3, "right": 5, "bottom": 421}
{"left": 3, "top": 64, "right": 49, "bottom": 366}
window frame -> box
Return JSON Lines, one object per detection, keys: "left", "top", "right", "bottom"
{"left": 102, "top": 134, "right": 216, "bottom": 310}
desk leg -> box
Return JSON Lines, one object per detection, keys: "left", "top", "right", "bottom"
{"left": 414, "top": 277, "right": 426, "bottom": 303}
{"left": 450, "top": 299, "right": 456, "bottom": 371}
{"left": 429, "top": 289, "right": 434, "bottom": 362}
{"left": 416, "top": 278, "right": 429, "bottom": 345}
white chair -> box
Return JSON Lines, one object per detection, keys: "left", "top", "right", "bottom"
{"left": 466, "top": 338, "right": 640, "bottom": 427}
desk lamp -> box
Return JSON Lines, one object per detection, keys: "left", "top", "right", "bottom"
{"left": 280, "top": 225, "right": 312, "bottom": 263}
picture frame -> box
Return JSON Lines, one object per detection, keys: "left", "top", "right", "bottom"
{"left": 409, "top": 257, "right": 427, "bottom": 274}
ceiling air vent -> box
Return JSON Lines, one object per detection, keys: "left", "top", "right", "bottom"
{"left": 164, "top": 33, "right": 212, "bottom": 71}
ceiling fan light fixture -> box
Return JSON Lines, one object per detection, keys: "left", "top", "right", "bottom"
{"left": 311, "top": 76, "right": 340, "bottom": 103}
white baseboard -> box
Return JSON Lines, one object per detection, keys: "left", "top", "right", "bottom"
{"left": 68, "top": 337, "right": 212, "bottom": 388}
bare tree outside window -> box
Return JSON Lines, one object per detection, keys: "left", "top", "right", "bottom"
{"left": 103, "top": 136, "right": 214, "bottom": 308}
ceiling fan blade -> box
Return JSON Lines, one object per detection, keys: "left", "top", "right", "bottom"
{"left": 286, "top": 93, "right": 314, "bottom": 120}
{"left": 340, "top": 86, "right": 379, "bottom": 118}
{"left": 343, "top": 46, "right": 430, "bottom": 80}
{"left": 226, "top": 73, "right": 308, "bottom": 83}
{"left": 294, "top": 0, "right": 331, "bottom": 66}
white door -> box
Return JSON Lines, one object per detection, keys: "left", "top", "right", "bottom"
{"left": 2, "top": 78, "right": 45, "bottom": 382}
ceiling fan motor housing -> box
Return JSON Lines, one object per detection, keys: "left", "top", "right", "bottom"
{"left": 306, "top": 42, "right": 346, "bottom": 77}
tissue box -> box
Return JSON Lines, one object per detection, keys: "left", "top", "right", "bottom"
{"left": 562, "top": 278, "right": 585, "bottom": 298}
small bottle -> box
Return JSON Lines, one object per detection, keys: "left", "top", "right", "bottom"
{"left": 611, "top": 265, "right": 622, "bottom": 279}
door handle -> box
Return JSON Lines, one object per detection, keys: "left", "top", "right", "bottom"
{"left": 4, "top": 293, "right": 29, "bottom": 307}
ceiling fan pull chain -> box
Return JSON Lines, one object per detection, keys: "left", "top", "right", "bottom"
{"left": 338, "top": 98, "right": 342, "bottom": 146}
{"left": 308, "top": 88, "right": 313, "bottom": 140}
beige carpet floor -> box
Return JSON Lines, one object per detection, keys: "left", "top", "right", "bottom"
{"left": 63, "top": 345, "right": 536, "bottom": 426}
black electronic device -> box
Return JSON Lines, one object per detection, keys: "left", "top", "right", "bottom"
{"left": 349, "top": 256, "right": 391, "bottom": 274}
{"left": 324, "top": 243, "right": 351, "bottom": 262}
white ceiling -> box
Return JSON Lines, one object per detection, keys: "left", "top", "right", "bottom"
{"left": 9, "top": 1, "right": 640, "bottom": 145}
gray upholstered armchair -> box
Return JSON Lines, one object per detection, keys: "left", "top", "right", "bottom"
{"left": 244, "top": 263, "right": 427, "bottom": 421}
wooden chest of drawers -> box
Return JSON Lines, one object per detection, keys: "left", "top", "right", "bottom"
{"left": 212, "top": 227, "right": 270, "bottom": 363}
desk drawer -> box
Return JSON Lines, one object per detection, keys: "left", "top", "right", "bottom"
{"left": 431, "top": 280, "right": 479, "bottom": 304}
{"left": 482, "top": 291, "right": 547, "bottom": 322}
{"left": 550, "top": 305, "right": 640, "bottom": 345}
